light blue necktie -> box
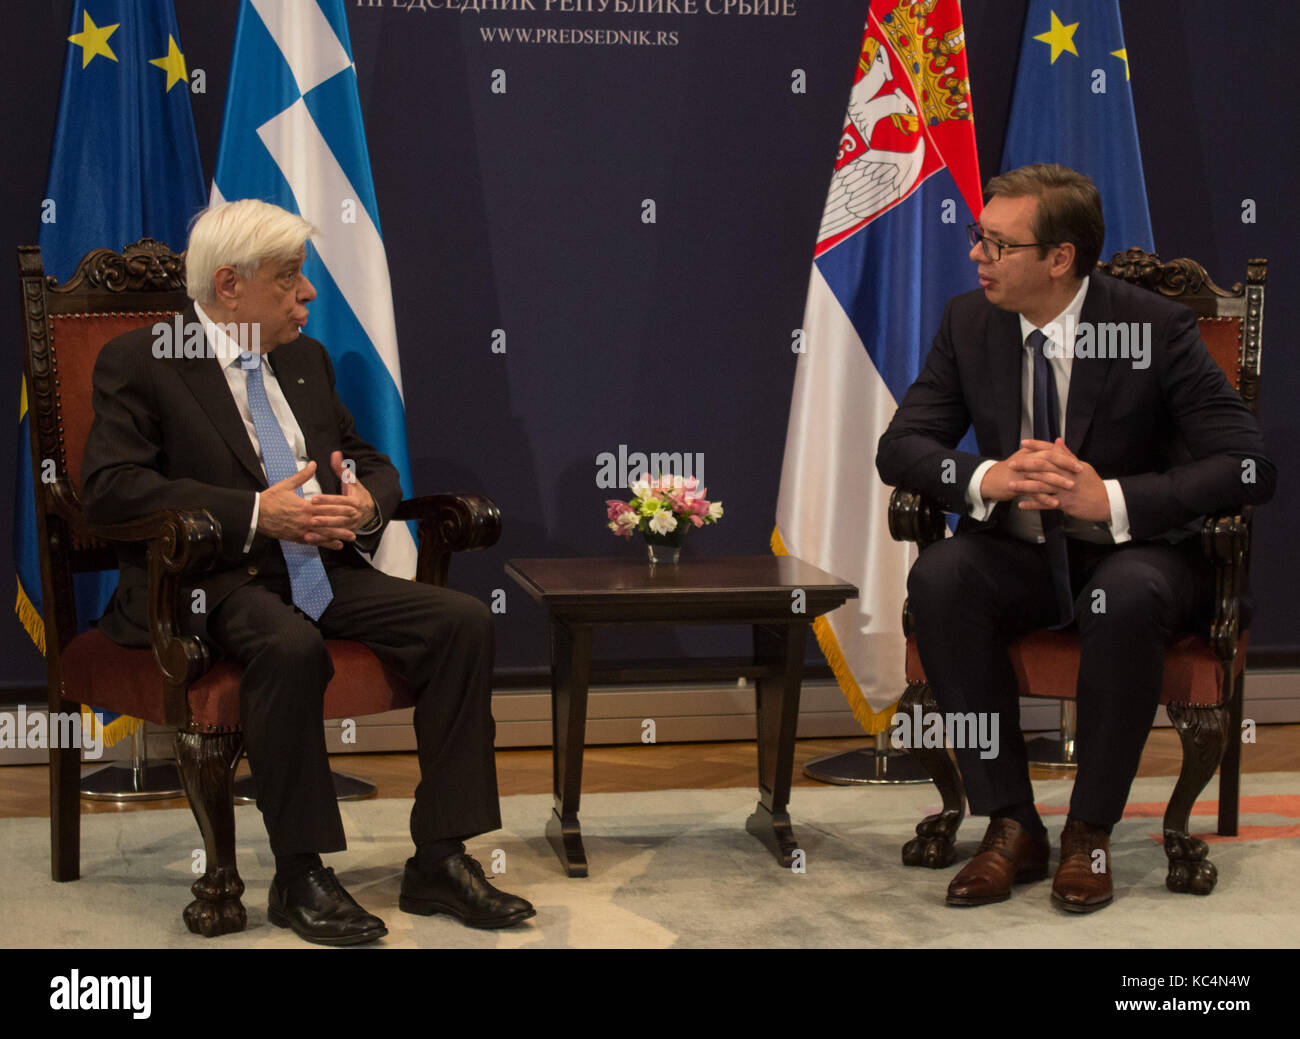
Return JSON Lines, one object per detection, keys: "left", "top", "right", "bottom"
{"left": 241, "top": 352, "right": 334, "bottom": 621}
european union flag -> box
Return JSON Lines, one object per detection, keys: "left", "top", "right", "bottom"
{"left": 1000, "top": 0, "right": 1155, "bottom": 257}
{"left": 15, "top": 0, "right": 205, "bottom": 744}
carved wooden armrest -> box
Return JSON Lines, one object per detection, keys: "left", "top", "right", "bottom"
{"left": 1200, "top": 507, "right": 1252, "bottom": 663}
{"left": 87, "top": 508, "right": 223, "bottom": 726}
{"left": 393, "top": 493, "right": 501, "bottom": 587}
{"left": 887, "top": 487, "right": 948, "bottom": 550}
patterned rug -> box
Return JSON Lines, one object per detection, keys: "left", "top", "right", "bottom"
{"left": 3, "top": 772, "right": 1297, "bottom": 948}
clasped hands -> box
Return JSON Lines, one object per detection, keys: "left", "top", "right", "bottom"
{"left": 980, "top": 438, "right": 1112, "bottom": 523}
{"left": 257, "top": 450, "right": 377, "bottom": 550}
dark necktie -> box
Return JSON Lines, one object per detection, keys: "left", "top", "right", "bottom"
{"left": 1028, "top": 329, "right": 1073, "bottom": 627}
{"left": 242, "top": 352, "right": 334, "bottom": 621}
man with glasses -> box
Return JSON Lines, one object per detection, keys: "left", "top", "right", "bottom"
{"left": 876, "top": 164, "right": 1274, "bottom": 912}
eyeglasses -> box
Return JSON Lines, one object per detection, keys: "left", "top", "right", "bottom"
{"left": 966, "top": 223, "right": 1055, "bottom": 262}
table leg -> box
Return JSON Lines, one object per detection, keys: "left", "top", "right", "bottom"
{"left": 746, "top": 622, "right": 807, "bottom": 867}
{"left": 547, "top": 618, "right": 592, "bottom": 877}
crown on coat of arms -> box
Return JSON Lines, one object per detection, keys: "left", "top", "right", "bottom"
{"left": 876, "top": 0, "right": 972, "bottom": 126}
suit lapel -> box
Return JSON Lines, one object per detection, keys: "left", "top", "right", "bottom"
{"left": 266, "top": 345, "right": 339, "bottom": 494}
{"left": 173, "top": 305, "right": 267, "bottom": 487}
{"left": 1064, "top": 277, "right": 1115, "bottom": 454}
{"left": 988, "top": 307, "right": 1024, "bottom": 458}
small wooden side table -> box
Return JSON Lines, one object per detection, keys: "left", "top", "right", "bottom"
{"left": 505, "top": 555, "right": 857, "bottom": 876}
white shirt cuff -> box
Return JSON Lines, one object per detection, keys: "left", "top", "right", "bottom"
{"left": 967, "top": 460, "right": 998, "bottom": 520}
{"left": 356, "top": 504, "right": 382, "bottom": 536}
{"left": 244, "top": 493, "right": 260, "bottom": 554}
{"left": 1103, "top": 478, "right": 1131, "bottom": 543}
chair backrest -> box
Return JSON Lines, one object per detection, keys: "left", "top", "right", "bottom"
{"left": 17, "top": 237, "right": 189, "bottom": 648}
{"left": 1097, "top": 248, "right": 1265, "bottom": 414}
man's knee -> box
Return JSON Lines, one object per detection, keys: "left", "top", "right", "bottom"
{"left": 1078, "top": 560, "right": 1184, "bottom": 638}
{"left": 908, "top": 538, "right": 987, "bottom": 616}
{"left": 408, "top": 587, "right": 493, "bottom": 653}
{"left": 259, "top": 621, "right": 334, "bottom": 684}
{"left": 449, "top": 591, "right": 493, "bottom": 648}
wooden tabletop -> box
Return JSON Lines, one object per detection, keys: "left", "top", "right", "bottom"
{"left": 505, "top": 555, "right": 858, "bottom": 621}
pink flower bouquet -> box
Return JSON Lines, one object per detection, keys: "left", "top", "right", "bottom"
{"left": 606, "top": 474, "right": 723, "bottom": 545}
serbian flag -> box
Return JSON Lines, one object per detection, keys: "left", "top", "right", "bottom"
{"left": 773, "top": 0, "right": 983, "bottom": 733}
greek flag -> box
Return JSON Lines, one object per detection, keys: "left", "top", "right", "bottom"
{"left": 213, "top": 0, "right": 417, "bottom": 577}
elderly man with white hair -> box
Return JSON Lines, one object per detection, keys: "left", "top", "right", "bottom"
{"left": 82, "top": 198, "right": 533, "bottom": 946}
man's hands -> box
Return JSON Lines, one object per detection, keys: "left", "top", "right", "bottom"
{"left": 256, "top": 451, "right": 378, "bottom": 550}
{"left": 980, "top": 438, "right": 1112, "bottom": 523}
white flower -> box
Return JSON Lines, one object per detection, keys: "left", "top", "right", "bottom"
{"left": 708, "top": 501, "right": 724, "bottom": 521}
{"left": 630, "top": 476, "right": 650, "bottom": 499}
{"left": 616, "top": 511, "right": 639, "bottom": 532}
{"left": 649, "top": 509, "right": 678, "bottom": 535}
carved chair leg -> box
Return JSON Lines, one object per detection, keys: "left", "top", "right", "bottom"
{"left": 175, "top": 731, "right": 247, "bottom": 936}
{"left": 898, "top": 680, "right": 965, "bottom": 868}
{"left": 1217, "top": 671, "right": 1244, "bottom": 836}
{"left": 1164, "top": 703, "right": 1228, "bottom": 896}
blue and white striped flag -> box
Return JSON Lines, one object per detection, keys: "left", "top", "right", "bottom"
{"left": 212, "top": 0, "right": 416, "bottom": 577}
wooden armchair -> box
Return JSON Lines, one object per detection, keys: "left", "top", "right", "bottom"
{"left": 888, "top": 250, "right": 1265, "bottom": 896}
{"left": 19, "top": 238, "right": 501, "bottom": 936}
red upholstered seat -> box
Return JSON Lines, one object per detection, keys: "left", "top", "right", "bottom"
{"left": 905, "top": 629, "right": 1248, "bottom": 708}
{"left": 61, "top": 629, "right": 416, "bottom": 733}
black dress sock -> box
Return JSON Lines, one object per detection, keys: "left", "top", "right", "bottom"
{"left": 992, "top": 801, "right": 1047, "bottom": 836}
{"left": 1066, "top": 814, "right": 1113, "bottom": 836}
{"left": 416, "top": 838, "right": 466, "bottom": 872}
{"left": 274, "top": 852, "right": 323, "bottom": 885}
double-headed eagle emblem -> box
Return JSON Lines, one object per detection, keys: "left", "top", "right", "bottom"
{"left": 817, "top": 1, "right": 972, "bottom": 248}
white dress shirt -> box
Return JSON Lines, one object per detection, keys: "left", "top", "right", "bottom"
{"left": 964, "top": 276, "right": 1131, "bottom": 544}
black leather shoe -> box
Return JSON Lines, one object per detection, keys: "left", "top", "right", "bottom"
{"left": 267, "top": 867, "right": 388, "bottom": 946}
{"left": 399, "top": 854, "right": 536, "bottom": 929}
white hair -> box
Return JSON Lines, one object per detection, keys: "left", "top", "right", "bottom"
{"left": 185, "top": 199, "right": 317, "bottom": 304}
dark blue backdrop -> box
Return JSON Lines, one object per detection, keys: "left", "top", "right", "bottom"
{"left": 1, "top": 1, "right": 1294, "bottom": 694}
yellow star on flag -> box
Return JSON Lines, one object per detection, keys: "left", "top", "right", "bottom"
{"left": 150, "top": 35, "right": 189, "bottom": 92}
{"left": 1111, "top": 48, "right": 1130, "bottom": 81}
{"left": 67, "top": 10, "right": 119, "bottom": 69}
{"left": 1033, "top": 10, "right": 1079, "bottom": 64}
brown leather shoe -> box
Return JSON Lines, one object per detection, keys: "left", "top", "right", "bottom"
{"left": 1051, "top": 818, "right": 1113, "bottom": 913}
{"left": 946, "top": 818, "right": 1050, "bottom": 906}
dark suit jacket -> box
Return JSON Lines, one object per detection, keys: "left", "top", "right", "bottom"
{"left": 80, "top": 303, "right": 404, "bottom": 646}
{"left": 875, "top": 272, "right": 1276, "bottom": 542}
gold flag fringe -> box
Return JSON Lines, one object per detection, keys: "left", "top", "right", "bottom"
{"left": 15, "top": 577, "right": 45, "bottom": 656}
{"left": 770, "top": 524, "right": 899, "bottom": 736}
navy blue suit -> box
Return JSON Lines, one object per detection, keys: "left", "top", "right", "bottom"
{"left": 876, "top": 273, "right": 1275, "bottom": 824}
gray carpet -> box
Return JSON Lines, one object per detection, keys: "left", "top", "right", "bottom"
{"left": 3, "top": 772, "right": 1297, "bottom": 948}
